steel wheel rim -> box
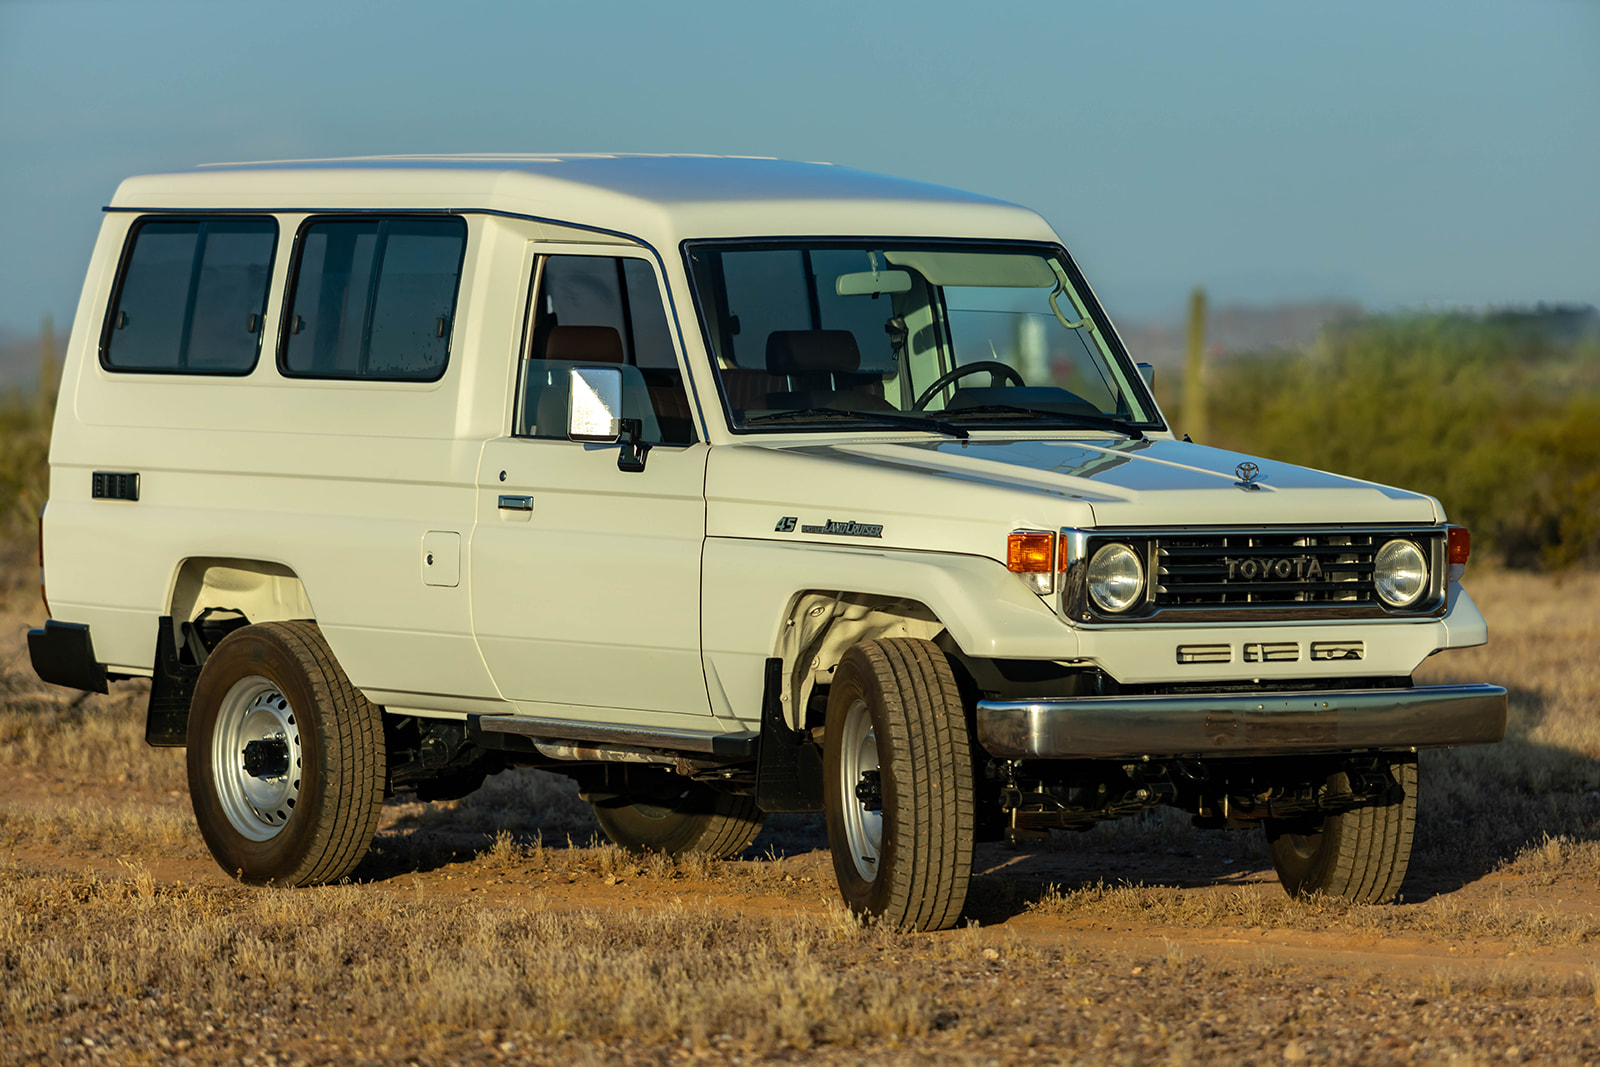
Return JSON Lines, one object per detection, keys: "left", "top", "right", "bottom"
{"left": 211, "top": 674, "right": 302, "bottom": 841}
{"left": 839, "top": 696, "right": 883, "bottom": 882}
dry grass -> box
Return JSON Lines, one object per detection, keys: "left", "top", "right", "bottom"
{"left": 1027, "top": 879, "right": 1600, "bottom": 951}
{"left": 0, "top": 803, "right": 203, "bottom": 859}
{"left": 0, "top": 861, "right": 896, "bottom": 1057}
{"left": 0, "top": 678, "right": 181, "bottom": 792}
{"left": 6, "top": 563, "right": 1600, "bottom": 1061}
{"left": 1413, "top": 569, "right": 1600, "bottom": 880}
{"left": 4, "top": 859, "right": 1600, "bottom": 1065}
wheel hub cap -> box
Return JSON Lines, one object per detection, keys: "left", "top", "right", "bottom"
{"left": 242, "top": 738, "right": 291, "bottom": 779}
{"left": 212, "top": 676, "right": 302, "bottom": 841}
{"left": 839, "top": 697, "right": 883, "bottom": 881}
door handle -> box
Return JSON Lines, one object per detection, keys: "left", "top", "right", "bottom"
{"left": 497, "top": 494, "right": 533, "bottom": 512}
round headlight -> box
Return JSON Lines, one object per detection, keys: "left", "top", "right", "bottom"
{"left": 1088, "top": 543, "right": 1145, "bottom": 613}
{"left": 1374, "top": 539, "right": 1428, "bottom": 608}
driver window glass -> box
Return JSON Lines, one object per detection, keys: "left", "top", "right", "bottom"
{"left": 515, "top": 254, "right": 696, "bottom": 444}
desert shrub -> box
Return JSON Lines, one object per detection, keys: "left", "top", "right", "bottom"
{"left": 0, "top": 392, "right": 50, "bottom": 536}
{"left": 1203, "top": 311, "right": 1600, "bottom": 568}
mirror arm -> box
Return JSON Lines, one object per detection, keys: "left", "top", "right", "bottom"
{"left": 617, "top": 418, "right": 650, "bottom": 473}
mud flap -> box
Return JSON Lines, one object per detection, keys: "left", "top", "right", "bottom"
{"left": 145, "top": 617, "right": 199, "bottom": 747}
{"left": 754, "top": 657, "right": 824, "bottom": 813}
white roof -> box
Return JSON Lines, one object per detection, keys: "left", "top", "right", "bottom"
{"left": 108, "top": 154, "right": 1061, "bottom": 250}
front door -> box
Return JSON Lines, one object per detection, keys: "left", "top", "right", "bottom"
{"left": 469, "top": 249, "right": 711, "bottom": 725}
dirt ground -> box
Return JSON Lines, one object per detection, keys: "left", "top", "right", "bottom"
{"left": 4, "top": 567, "right": 1600, "bottom": 1065}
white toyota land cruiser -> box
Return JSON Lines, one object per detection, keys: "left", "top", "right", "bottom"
{"left": 32, "top": 154, "right": 1504, "bottom": 929}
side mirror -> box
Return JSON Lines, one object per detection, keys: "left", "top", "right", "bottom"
{"left": 567, "top": 366, "right": 623, "bottom": 442}
{"left": 1136, "top": 362, "right": 1155, "bottom": 389}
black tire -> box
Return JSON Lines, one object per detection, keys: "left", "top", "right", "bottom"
{"left": 823, "top": 638, "right": 974, "bottom": 931}
{"left": 1264, "top": 755, "right": 1417, "bottom": 904}
{"left": 186, "top": 621, "right": 385, "bottom": 886}
{"left": 592, "top": 782, "right": 764, "bottom": 859}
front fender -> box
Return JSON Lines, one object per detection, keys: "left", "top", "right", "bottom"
{"left": 701, "top": 536, "right": 1074, "bottom": 727}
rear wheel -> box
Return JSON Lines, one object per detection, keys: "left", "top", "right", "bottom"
{"left": 186, "top": 621, "right": 385, "bottom": 886}
{"left": 592, "top": 781, "right": 764, "bottom": 859}
{"left": 1264, "top": 755, "right": 1417, "bottom": 903}
{"left": 823, "top": 638, "right": 974, "bottom": 931}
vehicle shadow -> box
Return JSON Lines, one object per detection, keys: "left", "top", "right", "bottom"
{"left": 1403, "top": 682, "right": 1600, "bottom": 901}
{"left": 354, "top": 766, "right": 606, "bottom": 882}
{"left": 965, "top": 681, "right": 1600, "bottom": 921}
{"left": 351, "top": 680, "right": 1600, "bottom": 913}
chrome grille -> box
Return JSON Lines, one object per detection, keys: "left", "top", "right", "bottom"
{"left": 1155, "top": 531, "right": 1377, "bottom": 608}
{"left": 1062, "top": 526, "right": 1447, "bottom": 623}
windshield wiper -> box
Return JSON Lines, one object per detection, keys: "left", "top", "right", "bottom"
{"left": 940, "top": 404, "right": 1146, "bottom": 440}
{"left": 742, "top": 407, "right": 969, "bottom": 439}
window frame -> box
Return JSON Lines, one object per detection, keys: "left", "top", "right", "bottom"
{"left": 512, "top": 249, "right": 699, "bottom": 445}
{"left": 680, "top": 236, "right": 1167, "bottom": 437}
{"left": 276, "top": 213, "right": 469, "bottom": 384}
{"left": 98, "top": 214, "right": 280, "bottom": 377}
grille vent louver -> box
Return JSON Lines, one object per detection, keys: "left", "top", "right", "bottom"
{"left": 1155, "top": 531, "right": 1377, "bottom": 608}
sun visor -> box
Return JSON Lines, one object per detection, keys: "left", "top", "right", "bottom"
{"left": 884, "top": 251, "right": 1056, "bottom": 288}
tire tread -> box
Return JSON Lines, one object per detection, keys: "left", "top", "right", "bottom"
{"left": 189, "top": 621, "right": 384, "bottom": 887}
{"left": 1268, "top": 757, "right": 1416, "bottom": 905}
{"left": 832, "top": 638, "right": 974, "bottom": 931}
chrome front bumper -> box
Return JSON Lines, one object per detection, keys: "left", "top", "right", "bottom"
{"left": 975, "top": 684, "right": 1506, "bottom": 760}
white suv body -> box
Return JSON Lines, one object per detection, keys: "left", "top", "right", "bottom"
{"left": 33, "top": 156, "right": 1503, "bottom": 926}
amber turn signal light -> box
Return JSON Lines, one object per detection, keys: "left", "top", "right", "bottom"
{"left": 1007, "top": 531, "right": 1055, "bottom": 572}
{"left": 1007, "top": 531, "right": 1056, "bottom": 596}
{"left": 1447, "top": 525, "right": 1471, "bottom": 565}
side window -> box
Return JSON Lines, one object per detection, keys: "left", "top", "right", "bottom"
{"left": 516, "top": 255, "right": 696, "bottom": 444}
{"left": 281, "top": 217, "right": 466, "bottom": 381}
{"left": 102, "top": 217, "right": 277, "bottom": 374}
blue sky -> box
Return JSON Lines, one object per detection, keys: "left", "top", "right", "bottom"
{"left": 1, "top": 0, "right": 1595, "bottom": 338}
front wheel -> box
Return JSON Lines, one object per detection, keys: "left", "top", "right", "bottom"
{"left": 1264, "top": 755, "right": 1417, "bottom": 904}
{"left": 823, "top": 638, "right": 974, "bottom": 931}
{"left": 186, "top": 621, "right": 385, "bottom": 886}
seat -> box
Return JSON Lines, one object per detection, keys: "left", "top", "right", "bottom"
{"left": 545, "top": 324, "right": 624, "bottom": 364}
{"left": 764, "top": 330, "right": 892, "bottom": 411}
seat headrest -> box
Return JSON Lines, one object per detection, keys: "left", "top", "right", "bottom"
{"left": 765, "top": 330, "right": 860, "bottom": 375}
{"left": 545, "top": 325, "right": 624, "bottom": 363}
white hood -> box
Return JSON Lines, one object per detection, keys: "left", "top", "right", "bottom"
{"left": 706, "top": 434, "right": 1441, "bottom": 564}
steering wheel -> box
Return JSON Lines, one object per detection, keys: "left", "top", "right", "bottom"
{"left": 912, "top": 360, "right": 1025, "bottom": 410}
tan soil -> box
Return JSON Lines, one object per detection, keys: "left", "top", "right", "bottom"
{"left": 5, "top": 569, "right": 1600, "bottom": 1063}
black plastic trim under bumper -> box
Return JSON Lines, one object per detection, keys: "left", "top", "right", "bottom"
{"left": 28, "top": 620, "right": 109, "bottom": 694}
{"left": 975, "top": 684, "right": 1507, "bottom": 760}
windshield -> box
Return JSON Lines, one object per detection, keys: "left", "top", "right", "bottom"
{"left": 685, "top": 242, "right": 1161, "bottom": 435}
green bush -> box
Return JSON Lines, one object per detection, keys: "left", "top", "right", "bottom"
{"left": 0, "top": 391, "right": 51, "bottom": 538}
{"left": 1201, "top": 312, "right": 1600, "bottom": 569}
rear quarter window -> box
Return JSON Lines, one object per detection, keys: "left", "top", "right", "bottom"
{"left": 280, "top": 217, "right": 467, "bottom": 381}
{"left": 101, "top": 217, "right": 278, "bottom": 374}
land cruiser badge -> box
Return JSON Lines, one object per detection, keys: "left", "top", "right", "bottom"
{"left": 776, "top": 517, "right": 884, "bottom": 538}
